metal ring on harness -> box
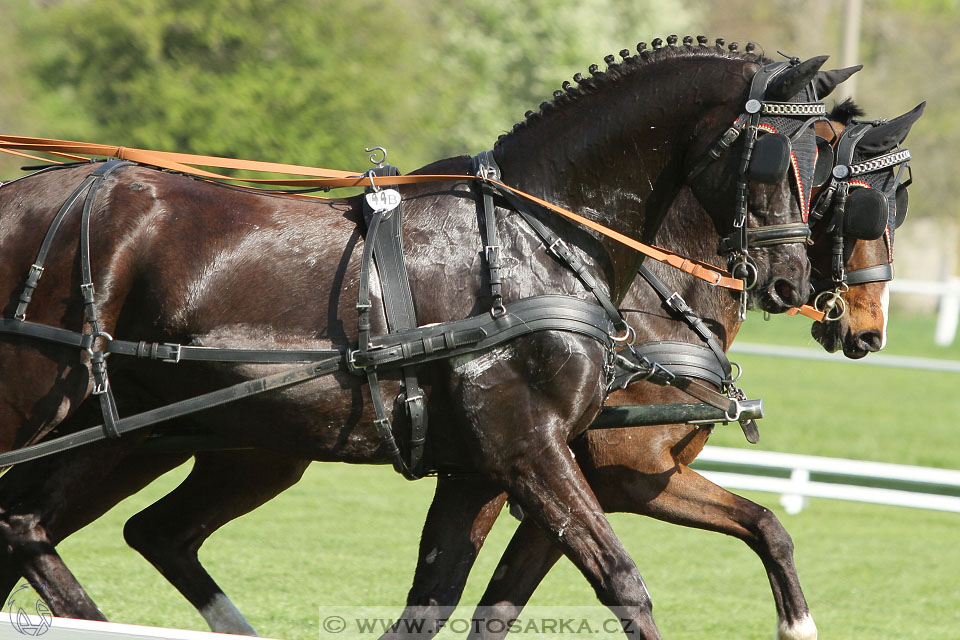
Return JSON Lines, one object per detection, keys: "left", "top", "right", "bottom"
{"left": 86, "top": 330, "right": 114, "bottom": 357}
{"left": 611, "top": 323, "right": 637, "bottom": 346}
{"left": 729, "top": 360, "right": 744, "bottom": 384}
{"left": 731, "top": 256, "right": 759, "bottom": 290}
{"left": 814, "top": 288, "right": 848, "bottom": 321}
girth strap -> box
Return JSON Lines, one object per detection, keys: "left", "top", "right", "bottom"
{"left": 359, "top": 164, "right": 427, "bottom": 479}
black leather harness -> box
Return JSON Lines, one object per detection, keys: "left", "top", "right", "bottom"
{"left": 0, "top": 153, "right": 763, "bottom": 473}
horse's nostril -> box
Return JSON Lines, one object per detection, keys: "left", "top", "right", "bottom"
{"left": 856, "top": 330, "right": 884, "bottom": 352}
{"left": 774, "top": 279, "right": 799, "bottom": 306}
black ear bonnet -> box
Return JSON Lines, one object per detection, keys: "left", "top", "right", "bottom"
{"left": 822, "top": 121, "right": 912, "bottom": 251}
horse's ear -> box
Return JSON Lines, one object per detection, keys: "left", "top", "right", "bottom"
{"left": 858, "top": 102, "right": 926, "bottom": 153}
{"left": 766, "top": 55, "right": 829, "bottom": 101}
{"left": 815, "top": 65, "right": 862, "bottom": 98}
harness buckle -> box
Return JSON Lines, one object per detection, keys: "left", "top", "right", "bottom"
{"left": 547, "top": 237, "right": 570, "bottom": 259}
{"left": 161, "top": 343, "right": 182, "bottom": 363}
{"left": 484, "top": 245, "right": 501, "bottom": 262}
{"left": 27, "top": 263, "right": 44, "bottom": 285}
{"left": 346, "top": 349, "right": 366, "bottom": 373}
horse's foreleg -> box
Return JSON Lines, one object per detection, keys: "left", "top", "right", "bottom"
{"left": 475, "top": 439, "right": 660, "bottom": 640}
{"left": 591, "top": 463, "right": 817, "bottom": 640}
{"left": 122, "top": 449, "right": 309, "bottom": 636}
{"left": 380, "top": 476, "right": 506, "bottom": 640}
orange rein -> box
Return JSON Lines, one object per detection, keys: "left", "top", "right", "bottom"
{"left": 1, "top": 134, "right": 755, "bottom": 294}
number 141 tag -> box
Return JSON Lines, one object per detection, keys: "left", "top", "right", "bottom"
{"left": 365, "top": 189, "right": 401, "bottom": 214}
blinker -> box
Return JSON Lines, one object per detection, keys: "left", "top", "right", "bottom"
{"left": 843, "top": 187, "right": 888, "bottom": 240}
{"left": 745, "top": 132, "right": 791, "bottom": 184}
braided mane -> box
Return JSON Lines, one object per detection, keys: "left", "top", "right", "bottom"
{"left": 496, "top": 35, "right": 770, "bottom": 146}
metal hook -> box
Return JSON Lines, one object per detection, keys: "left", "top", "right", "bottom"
{"left": 364, "top": 146, "right": 387, "bottom": 168}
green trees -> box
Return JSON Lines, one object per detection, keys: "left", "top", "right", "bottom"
{"left": 1, "top": 0, "right": 692, "bottom": 173}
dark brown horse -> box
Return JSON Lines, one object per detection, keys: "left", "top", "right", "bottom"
{"left": 23, "top": 101, "right": 919, "bottom": 639}
{"left": 1, "top": 100, "right": 917, "bottom": 640}
{"left": 0, "top": 42, "right": 828, "bottom": 638}
{"left": 380, "top": 104, "right": 923, "bottom": 640}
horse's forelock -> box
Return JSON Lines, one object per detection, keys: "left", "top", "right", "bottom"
{"left": 829, "top": 98, "right": 866, "bottom": 125}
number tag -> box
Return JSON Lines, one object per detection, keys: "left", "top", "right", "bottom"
{"left": 365, "top": 189, "right": 402, "bottom": 214}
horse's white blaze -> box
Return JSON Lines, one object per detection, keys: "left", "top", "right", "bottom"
{"left": 200, "top": 593, "right": 258, "bottom": 636}
{"left": 879, "top": 283, "right": 890, "bottom": 349}
{"left": 777, "top": 613, "right": 817, "bottom": 640}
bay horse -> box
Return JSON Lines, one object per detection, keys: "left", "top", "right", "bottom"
{"left": 0, "top": 41, "right": 828, "bottom": 638}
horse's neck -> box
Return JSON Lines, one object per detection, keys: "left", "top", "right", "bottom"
{"left": 492, "top": 54, "right": 750, "bottom": 301}
{"left": 626, "top": 188, "right": 741, "bottom": 349}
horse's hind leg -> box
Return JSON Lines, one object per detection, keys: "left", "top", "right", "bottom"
{"left": 0, "top": 433, "right": 150, "bottom": 620}
{"left": 472, "top": 457, "right": 815, "bottom": 640}
{"left": 123, "top": 449, "right": 310, "bottom": 636}
{"left": 381, "top": 476, "right": 506, "bottom": 640}
{"left": 616, "top": 466, "right": 816, "bottom": 640}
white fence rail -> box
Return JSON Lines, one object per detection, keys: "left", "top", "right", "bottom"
{"left": 693, "top": 446, "right": 960, "bottom": 515}
{"left": 889, "top": 276, "right": 960, "bottom": 346}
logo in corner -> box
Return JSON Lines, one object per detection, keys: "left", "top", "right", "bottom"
{"left": 6, "top": 584, "right": 52, "bottom": 636}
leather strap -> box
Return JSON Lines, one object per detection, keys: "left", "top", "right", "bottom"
{"left": 361, "top": 164, "right": 427, "bottom": 479}
{"left": 0, "top": 357, "right": 345, "bottom": 468}
{"left": 636, "top": 263, "right": 732, "bottom": 380}
{"left": 1, "top": 136, "right": 743, "bottom": 293}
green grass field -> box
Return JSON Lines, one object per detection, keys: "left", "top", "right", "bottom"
{"left": 12, "top": 310, "right": 960, "bottom": 639}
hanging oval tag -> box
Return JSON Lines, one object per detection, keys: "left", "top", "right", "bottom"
{"left": 365, "top": 188, "right": 402, "bottom": 214}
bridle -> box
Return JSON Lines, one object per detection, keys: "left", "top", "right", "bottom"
{"left": 687, "top": 59, "right": 828, "bottom": 319}
{"left": 808, "top": 120, "right": 912, "bottom": 320}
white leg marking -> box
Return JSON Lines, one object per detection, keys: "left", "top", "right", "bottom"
{"left": 200, "top": 593, "right": 259, "bottom": 636}
{"left": 879, "top": 283, "right": 890, "bottom": 350}
{"left": 776, "top": 613, "right": 817, "bottom": 640}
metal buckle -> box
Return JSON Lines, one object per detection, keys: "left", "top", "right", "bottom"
{"left": 664, "top": 291, "right": 688, "bottom": 312}
{"left": 91, "top": 379, "right": 109, "bottom": 395}
{"left": 161, "top": 343, "right": 182, "bottom": 363}
{"left": 346, "top": 349, "right": 366, "bottom": 373}
{"left": 484, "top": 245, "right": 501, "bottom": 262}
{"left": 547, "top": 237, "right": 569, "bottom": 258}
{"left": 27, "top": 263, "right": 44, "bottom": 283}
